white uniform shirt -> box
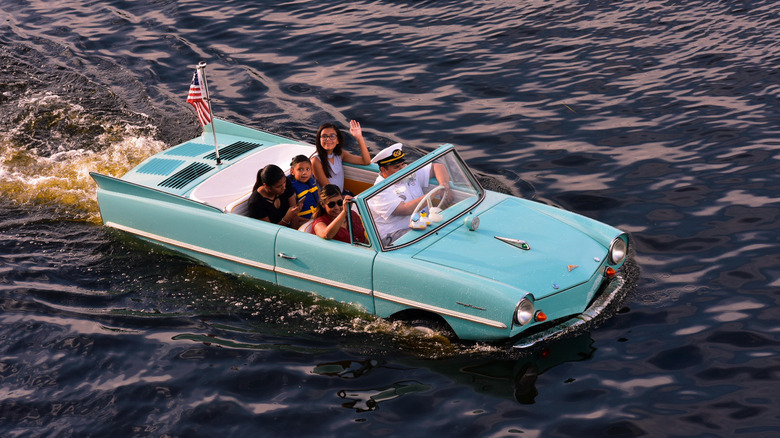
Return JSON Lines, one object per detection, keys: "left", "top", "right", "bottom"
{"left": 369, "top": 165, "right": 431, "bottom": 243}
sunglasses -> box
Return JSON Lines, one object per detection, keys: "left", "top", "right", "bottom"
{"left": 326, "top": 199, "right": 344, "bottom": 208}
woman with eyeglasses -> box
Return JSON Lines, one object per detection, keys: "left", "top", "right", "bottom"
{"left": 311, "top": 184, "right": 367, "bottom": 244}
{"left": 311, "top": 120, "right": 371, "bottom": 192}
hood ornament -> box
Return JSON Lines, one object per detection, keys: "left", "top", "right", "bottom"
{"left": 494, "top": 236, "right": 530, "bottom": 251}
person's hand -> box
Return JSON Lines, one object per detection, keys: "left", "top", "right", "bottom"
{"left": 349, "top": 120, "right": 363, "bottom": 140}
{"left": 287, "top": 199, "right": 303, "bottom": 218}
{"left": 340, "top": 196, "right": 355, "bottom": 218}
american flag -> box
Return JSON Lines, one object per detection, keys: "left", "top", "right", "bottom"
{"left": 187, "top": 70, "right": 212, "bottom": 126}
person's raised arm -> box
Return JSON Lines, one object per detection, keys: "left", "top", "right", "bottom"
{"left": 314, "top": 198, "right": 353, "bottom": 240}
{"left": 431, "top": 162, "right": 452, "bottom": 204}
{"left": 314, "top": 211, "right": 345, "bottom": 240}
{"left": 432, "top": 162, "right": 450, "bottom": 189}
{"left": 341, "top": 120, "right": 371, "bottom": 165}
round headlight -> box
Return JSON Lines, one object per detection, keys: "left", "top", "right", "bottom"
{"left": 609, "top": 237, "right": 627, "bottom": 265}
{"left": 514, "top": 295, "right": 535, "bottom": 326}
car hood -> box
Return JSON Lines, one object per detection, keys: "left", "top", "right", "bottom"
{"left": 412, "top": 198, "right": 612, "bottom": 298}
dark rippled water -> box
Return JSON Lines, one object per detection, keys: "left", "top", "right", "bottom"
{"left": 2, "top": 1, "right": 779, "bottom": 436}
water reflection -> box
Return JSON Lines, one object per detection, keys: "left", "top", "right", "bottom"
{"left": 337, "top": 381, "right": 433, "bottom": 413}
{"left": 314, "top": 334, "right": 597, "bottom": 407}
{"left": 313, "top": 359, "right": 379, "bottom": 379}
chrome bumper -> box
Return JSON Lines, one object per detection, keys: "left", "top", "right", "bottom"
{"left": 513, "top": 275, "right": 626, "bottom": 349}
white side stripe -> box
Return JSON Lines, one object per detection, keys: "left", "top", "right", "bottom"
{"left": 105, "top": 221, "right": 506, "bottom": 329}
{"left": 373, "top": 291, "right": 507, "bottom": 329}
{"left": 105, "top": 221, "right": 274, "bottom": 271}
{"left": 274, "top": 267, "right": 372, "bottom": 296}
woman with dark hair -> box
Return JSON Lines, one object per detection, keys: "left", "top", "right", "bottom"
{"left": 311, "top": 184, "right": 366, "bottom": 244}
{"left": 247, "top": 164, "right": 302, "bottom": 227}
{"left": 311, "top": 120, "right": 371, "bottom": 191}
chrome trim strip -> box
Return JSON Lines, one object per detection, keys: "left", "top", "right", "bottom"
{"left": 105, "top": 222, "right": 506, "bottom": 329}
{"left": 105, "top": 222, "right": 275, "bottom": 272}
{"left": 274, "top": 266, "right": 372, "bottom": 296}
{"left": 494, "top": 236, "right": 531, "bottom": 250}
{"left": 373, "top": 291, "right": 507, "bottom": 329}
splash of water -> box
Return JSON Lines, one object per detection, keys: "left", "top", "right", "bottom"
{"left": 0, "top": 93, "right": 166, "bottom": 222}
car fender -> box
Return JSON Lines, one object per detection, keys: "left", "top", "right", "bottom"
{"left": 372, "top": 251, "right": 526, "bottom": 341}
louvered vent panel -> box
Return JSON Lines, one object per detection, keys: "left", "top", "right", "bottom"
{"left": 158, "top": 162, "right": 213, "bottom": 189}
{"left": 204, "top": 141, "right": 263, "bottom": 161}
{"left": 136, "top": 158, "right": 185, "bottom": 176}
{"left": 164, "top": 143, "right": 213, "bottom": 157}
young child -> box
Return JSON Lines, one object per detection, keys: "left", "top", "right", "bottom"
{"left": 288, "top": 155, "right": 319, "bottom": 220}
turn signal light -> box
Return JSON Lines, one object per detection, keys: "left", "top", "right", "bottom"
{"left": 605, "top": 267, "right": 616, "bottom": 278}
{"left": 535, "top": 311, "right": 547, "bottom": 322}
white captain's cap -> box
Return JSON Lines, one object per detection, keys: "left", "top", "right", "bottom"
{"left": 371, "top": 143, "right": 405, "bottom": 166}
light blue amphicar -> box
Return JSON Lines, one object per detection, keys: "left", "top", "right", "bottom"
{"left": 91, "top": 119, "right": 630, "bottom": 348}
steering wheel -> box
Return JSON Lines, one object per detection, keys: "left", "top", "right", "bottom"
{"left": 409, "top": 185, "right": 448, "bottom": 227}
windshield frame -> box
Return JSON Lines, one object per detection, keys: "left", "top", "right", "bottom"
{"left": 358, "top": 145, "right": 486, "bottom": 251}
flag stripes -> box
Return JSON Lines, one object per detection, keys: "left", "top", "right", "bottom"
{"left": 187, "top": 70, "right": 212, "bottom": 126}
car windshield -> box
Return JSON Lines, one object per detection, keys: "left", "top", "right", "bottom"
{"left": 365, "top": 148, "right": 484, "bottom": 249}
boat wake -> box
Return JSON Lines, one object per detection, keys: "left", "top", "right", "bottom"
{"left": 0, "top": 120, "right": 166, "bottom": 222}
{"left": 0, "top": 44, "right": 192, "bottom": 222}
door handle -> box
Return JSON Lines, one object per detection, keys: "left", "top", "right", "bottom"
{"left": 277, "top": 252, "right": 297, "bottom": 260}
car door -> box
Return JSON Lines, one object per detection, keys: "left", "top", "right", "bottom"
{"left": 274, "top": 226, "right": 377, "bottom": 314}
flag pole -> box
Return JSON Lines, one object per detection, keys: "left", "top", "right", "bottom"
{"left": 197, "top": 61, "right": 221, "bottom": 165}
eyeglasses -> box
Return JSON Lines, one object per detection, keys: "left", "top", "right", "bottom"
{"left": 321, "top": 134, "right": 338, "bottom": 140}
{"left": 326, "top": 199, "right": 344, "bottom": 208}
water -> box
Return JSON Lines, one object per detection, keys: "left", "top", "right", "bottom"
{"left": 1, "top": 0, "right": 778, "bottom": 436}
